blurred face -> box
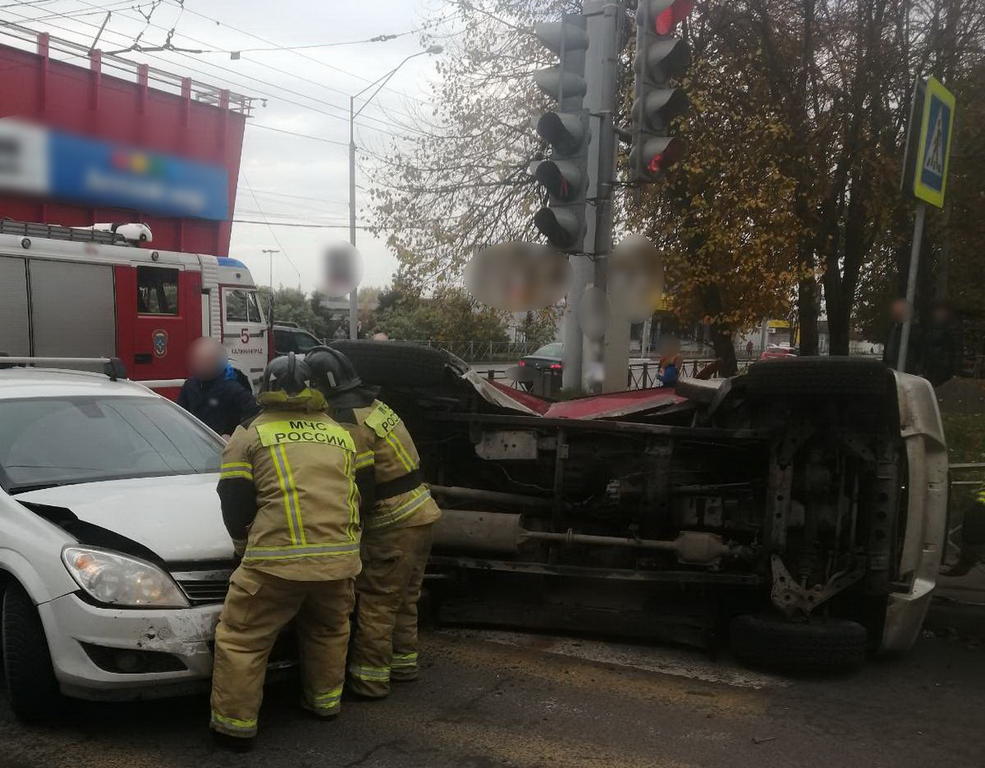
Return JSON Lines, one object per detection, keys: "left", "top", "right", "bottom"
{"left": 188, "top": 337, "right": 226, "bottom": 380}
{"left": 890, "top": 299, "right": 911, "bottom": 323}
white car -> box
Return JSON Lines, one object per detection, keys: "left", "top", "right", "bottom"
{"left": 0, "top": 363, "right": 239, "bottom": 720}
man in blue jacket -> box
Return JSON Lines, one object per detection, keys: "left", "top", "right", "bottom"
{"left": 177, "top": 337, "right": 258, "bottom": 438}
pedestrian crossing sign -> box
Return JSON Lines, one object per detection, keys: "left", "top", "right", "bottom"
{"left": 912, "top": 76, "right": 955, "bottom": 208}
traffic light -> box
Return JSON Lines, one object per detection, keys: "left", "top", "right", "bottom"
{"left": 532, "top": 14, "right": 590, "bottom": 252}
{"left": 630, "top": 0, "right": 693, "bottom": 182}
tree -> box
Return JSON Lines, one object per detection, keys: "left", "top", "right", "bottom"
{"left": 373, "top": 282, "right": 510, "bottom": 349}
{"left": 369, "top": 0, "right": 985, "bottom": 370}
{"left": 258, "top": 286, "right": 335, "bottom": 339}
{"left": 368, "top": 0, "right": 576, "bottom": 286}
{"left": 627, "top": 9, "right": 808, "bottom": 374}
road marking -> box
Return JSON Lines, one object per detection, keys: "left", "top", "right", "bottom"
{"left": 437, "top": 628, "right": 789, "bottom": 690}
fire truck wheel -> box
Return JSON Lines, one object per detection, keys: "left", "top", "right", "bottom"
{"left": 329, "top": 340, "right": 467, "bottom": 387}
{"left": 2, "top": 582, "right": 64, "bottom": 721}
{"left": 730, "top": 613, "right": 867, "bottom": 674}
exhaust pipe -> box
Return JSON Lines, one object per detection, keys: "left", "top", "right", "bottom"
{"left": 432, "top": 509, "right": 734, "bottom": 565}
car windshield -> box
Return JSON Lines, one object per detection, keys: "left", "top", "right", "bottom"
{"left": 0, "top": 396, "right": 222, "bottom": 493}
{"left": 532, "top": 342, "right": 563, "bottom": 358}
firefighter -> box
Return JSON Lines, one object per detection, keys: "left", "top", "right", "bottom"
{"left": 306, "top": 346, "right": 441, "bottom": 699}
{"left": 211, "top": 353, "right": 361, "bottom": 751}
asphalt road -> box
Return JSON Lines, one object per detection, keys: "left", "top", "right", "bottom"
{"left": 0, "top": 627, "right": 982, "bottom": 768}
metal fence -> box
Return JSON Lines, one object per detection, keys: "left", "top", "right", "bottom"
{"left": 626, "top": 358, "right": 753, "bottom": 389}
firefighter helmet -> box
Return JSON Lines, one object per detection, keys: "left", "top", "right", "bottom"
{"left": 261, "top": 353, "right": 310, "bottom": 397}
{"left": 305, "top": 346, "right": 363, "bottom": 397}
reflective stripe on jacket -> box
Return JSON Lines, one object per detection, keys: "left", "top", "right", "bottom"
{"left": 220, "top": 406, "right": 362, "bottom": 580}
{"left": 333, "top": 400, "right": 441, "bottom": 531}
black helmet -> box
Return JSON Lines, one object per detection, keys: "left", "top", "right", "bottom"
{"left": 306, "top": 346, "right": 362, "bottom": 397}
{"left": 261, "top": 352, "right": 310, "bottom": 396}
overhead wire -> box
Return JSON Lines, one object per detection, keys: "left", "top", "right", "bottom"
{"left": 43, "top": 0, "right": 430, "bottom": 136}
{"left": 159, "top": 0, "right": 437, "bottom": 107}
{"left": 0, "top": 5, "right": 422, "bottom": 143}
{"left": 240, "top": 172, "right": 305, "bottom": 283}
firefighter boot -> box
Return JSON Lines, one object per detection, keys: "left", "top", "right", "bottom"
{"left": 391, "top": 525, "right": 434, "bottom": 682}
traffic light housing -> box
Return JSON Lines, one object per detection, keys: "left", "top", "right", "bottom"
{"left": 532, "top": 14, "right": 590, "bottom": 252}
{"left": 630, "top": 0, "right": 693, "bottom": 182}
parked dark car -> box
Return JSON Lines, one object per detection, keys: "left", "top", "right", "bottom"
{"left": 519, "top": 341, "right": 563, "bottom": 373}
{"left": 273, "top": 324, "right": 322, "bottom": 355}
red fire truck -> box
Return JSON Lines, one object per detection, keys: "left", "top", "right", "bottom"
{"left": 0, "top": 220, "right": 268, "bottom": 390}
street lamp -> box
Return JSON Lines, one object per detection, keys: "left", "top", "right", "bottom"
{"left": 347, "top": 44, "right": 443, "bottom": 339}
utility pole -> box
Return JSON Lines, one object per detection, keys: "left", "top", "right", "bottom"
{"left": 348, "top": 96, "right": 358, "bottom": 340}
{"left": 261, "top": 248, "right": 279, "bottom": 331}
{"left": 346, "top": 46, "right": 443, "bottom": 341}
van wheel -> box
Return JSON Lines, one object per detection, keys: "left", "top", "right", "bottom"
{"left": 2, "top": 582, "right": 64, "bottom": 721}
{"left": 730, "top": 614, "right": 867, "bottom": 674}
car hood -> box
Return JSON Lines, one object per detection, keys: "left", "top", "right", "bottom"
{"left": 13, "top": 474, "right": 233, "bottom": 563}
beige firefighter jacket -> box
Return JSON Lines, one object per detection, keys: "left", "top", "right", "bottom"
{"left": 218, "top": 393, "right": 362, "bottom": 581}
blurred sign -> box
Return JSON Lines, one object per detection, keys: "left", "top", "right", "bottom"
{"left": 609, "top": 234, "right": 665, "bottom": 322}
{"left": 322, "top": 241, "right": 362, "bottom": 298}
{"left": 466, "top": 241, "right": 570, "bottom": 311}
{"left": 0, "top": 119, "right": 228, "bottom": 220}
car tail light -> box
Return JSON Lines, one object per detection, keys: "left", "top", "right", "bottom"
{"left": 518, "top": 360, "right": 526, "bottom": 366}
{"left": 549, "top": 363, "right": 562, "bottom": 370}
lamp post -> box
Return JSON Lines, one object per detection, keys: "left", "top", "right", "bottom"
{"left": 347, "top": 44, "right": 443, "bottom": 339}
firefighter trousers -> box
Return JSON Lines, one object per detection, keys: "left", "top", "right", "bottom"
{"left": 348, "top": 523, "right": 434, "bottom": 697}
{"left": 210, "top": 567, "right": 355, "bottom": 738}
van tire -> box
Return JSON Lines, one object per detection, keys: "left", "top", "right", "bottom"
{"left": 2, "top": 582, "right": 64, "bottom": 721}
{"left": 730, "top": 614, "right": 867, "bottom": 674}
{"left": 743, "top": 357, "right": 893, "bottom": 398}
{"left": 330, "top": 340, "right": 466, "bottom": 387}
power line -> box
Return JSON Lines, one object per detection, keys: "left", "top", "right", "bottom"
{"left": 240, "top": 172, "right": 304, "bottom": 286}
{"left": 0, "top": 7, "right": 421, "bottom": 142}
{"left": 159, "top": 0, "right": 435, "bottom": 107}
{"left": 233, "top": 219, "right": 361, "bottom": 229}
{"left": 248, "top": 122, "right": 349, "bottom": 146}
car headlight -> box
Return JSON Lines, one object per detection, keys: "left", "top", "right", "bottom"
{"left": 61, "top": 547, "right": 189, "bottom": 608}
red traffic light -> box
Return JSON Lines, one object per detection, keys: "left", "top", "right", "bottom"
{"left": 653, "top": 0, "right": 694, "bottom": 35}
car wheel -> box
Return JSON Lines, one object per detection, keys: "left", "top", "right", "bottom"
{"left": 2, "top": 582, "right": 64, "bottom": 721}
{"left": 742, "top": 357, "right": 893, "bottom": 397}
{"left": 729, "top": 613, "right": 867, "bottom": 674}
{"left": 330, "top": 340, "right": 467, "bottom": 387}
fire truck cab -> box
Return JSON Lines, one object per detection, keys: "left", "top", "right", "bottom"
{"left": 0, "top": 221, "right": 268, "bottom": 390}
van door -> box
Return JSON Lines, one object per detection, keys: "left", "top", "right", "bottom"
{"left": 127, "top": 265, "right": 199, "bottom": 381}
{"left": 221, "top": 286, "right": 267, "bottom": 389}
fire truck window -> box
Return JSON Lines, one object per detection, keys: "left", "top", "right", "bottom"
{"left": 136, "top": 267, "right": 179, "bottom": 315}
{"left": 245, "top": 290, "right": 263, "bottom": 324}
{"left": 224, "top": 289, "right": 248, "bottom": 322}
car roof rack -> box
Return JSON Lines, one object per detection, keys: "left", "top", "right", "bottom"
{"left": 0, "top": 355, "right": 128, "bottom": 381}
{"left": 0, "top": 219, "right": 130, "bottom": 246}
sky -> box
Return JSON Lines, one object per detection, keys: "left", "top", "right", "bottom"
{"left": 0, "top": 0, "right": 445, "bottom": 293}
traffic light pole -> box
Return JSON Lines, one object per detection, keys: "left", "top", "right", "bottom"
{"left": 577, "top": 0, "right": 626, "bottom": 393}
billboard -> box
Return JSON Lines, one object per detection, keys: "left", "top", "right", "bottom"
{"left": 0, "top": 119, "right": 228, "bottom": 220}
